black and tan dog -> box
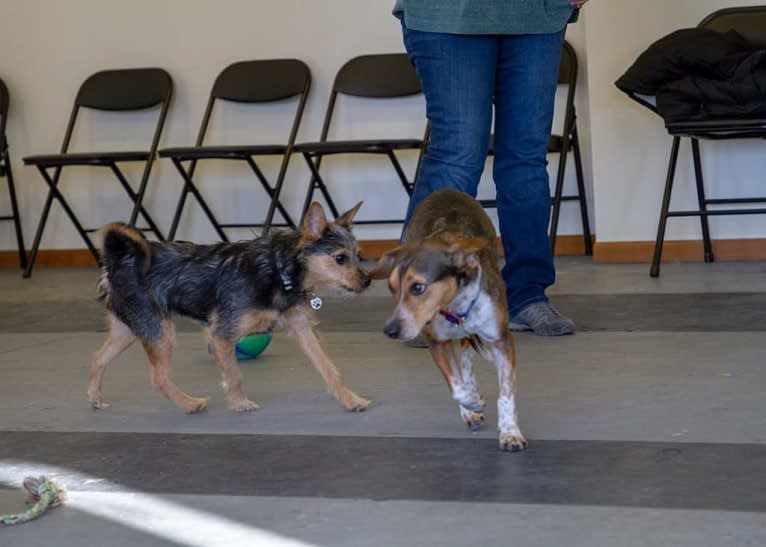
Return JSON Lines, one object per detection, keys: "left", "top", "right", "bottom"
{"left": 88, "top": 202, "right": 371, "bottom": 414}
{"left": 371, "top": 189, "right": 526, "bottom": 451}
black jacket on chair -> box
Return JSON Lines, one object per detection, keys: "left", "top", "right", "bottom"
{"left": 616, "top": 28, "right": 766, "bottom": 123}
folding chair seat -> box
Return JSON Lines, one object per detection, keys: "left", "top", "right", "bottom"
{"left": 479, "top": 41, "right": 592, "bottom": 256}
{"left": 294, "top": 53, "right": 427, "bottom": 225}
{"left": 26, "top": 151, "right": 153, "bottom": 167}
{"left": 299, "top": 139, "right": 423, "bottom": 155}
{"left": 22, "top": 68, "right": 173, "bottom": 278}
{"left": 0, "top": 77, "right": 27, "bottom": 269}
{"left": 621, "top": 7, "right": 766, "bottom": 276}
{"left": 159, "top": 59, "right": 310, "bottom": 241}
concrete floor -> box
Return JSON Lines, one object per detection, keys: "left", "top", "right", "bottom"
{"left": 1, "top": 258, "right": 765, "bottom": 546}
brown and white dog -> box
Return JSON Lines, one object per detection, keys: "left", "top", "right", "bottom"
{"left": 370, "top": 189, "right": 526, "bottom": 451}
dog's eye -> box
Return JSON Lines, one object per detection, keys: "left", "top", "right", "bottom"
{"left": 334, "top": 254, "right": 349, "bottom": 265}
{"left": 410, "top": 283, "right": 426, "bottom": 296}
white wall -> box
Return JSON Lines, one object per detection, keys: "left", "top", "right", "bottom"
{"left": 0, "top": 0, "right": 590, "bottom": 251}
{"left": 584, "top": 0, "right": 766, "bottom": 243}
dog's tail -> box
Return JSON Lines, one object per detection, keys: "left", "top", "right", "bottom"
{"left": 97, "top": 224, "right": 152, "bottom": 308}
{"left": 97, "top": 224, "right": 161, "bottom": 339}
{"left": 98, "top": 223, "right": 152, "bottom": 274}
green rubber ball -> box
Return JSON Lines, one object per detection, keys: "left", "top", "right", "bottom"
{"left": 235, "top": 332, "right": 273, "bottom": 360}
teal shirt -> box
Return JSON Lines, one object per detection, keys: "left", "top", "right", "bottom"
{"left": 393, "top": 0, "right": 577, "bottom": 35}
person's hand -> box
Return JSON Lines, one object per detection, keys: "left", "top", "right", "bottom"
{"left": 570, "top": 0, "right": 589, "bottom": 6}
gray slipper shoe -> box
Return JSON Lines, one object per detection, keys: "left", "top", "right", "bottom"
{"left": 509, "top": 302, "right": 575, "bottom": 336}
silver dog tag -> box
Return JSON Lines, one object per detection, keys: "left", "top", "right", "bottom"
{"left": 310, "top": 296, "right": 323, "bottom": 310}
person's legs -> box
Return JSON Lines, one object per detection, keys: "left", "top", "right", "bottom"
{"left": 493, "top": 29, "right": 574, "bottom": 335}
{"left": 401, "top": 25, "right": 497, "bottom": 228}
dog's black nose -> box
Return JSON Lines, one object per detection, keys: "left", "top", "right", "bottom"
{"left": 383, "top": 321, "right": 400, "bottom": 339}
{"left": 362, "top": 274, "right": 371, "bottom": 288}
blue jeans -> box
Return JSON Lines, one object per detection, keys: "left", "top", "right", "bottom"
{"left": 402, "top": 25, "right": 566, "bottom": 315}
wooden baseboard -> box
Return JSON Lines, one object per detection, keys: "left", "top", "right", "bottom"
{"left": 0, "top": 249, "right": 97, "bottom": 269}
{"left": 6, "top": 237, "right": 763, "bottom": 268}
{"left": 593, "top": 238, "right": 766, "bottom": 263}
{"left": 0, "top": 234, "right": 593, "bottom": 269}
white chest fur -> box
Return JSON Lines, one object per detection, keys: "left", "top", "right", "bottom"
{"left": 430, "top": 280, "right": 500, "bottom": 343}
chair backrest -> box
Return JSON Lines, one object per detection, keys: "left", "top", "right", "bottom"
{"left": 76, "top": 68, "right": 172, "bottom": 111}
{"left": 699, "top": 6, "right": 766, "bottom": 48}
{"left": 319, "top": 53, "right": 422, "bottom": 142}
{"left": 195, "top": 59, "right": 311, "bottom": 147}
{"left": 558, "top": 41, "right": 577, "bottom": 87}
{"left": 0, "top": 78, "right": 8, "bottom": 152}
{"left": 61, "top": 67, "right": 173, "bottom": 154}
{"left": 212, "top": 59, "right": 310, "bottom": 103}
{"left": 334, "top": 53, "right": 421, "bottom": 98}
{"left": 558, "top": 41, "right": 579, "bottom": 133}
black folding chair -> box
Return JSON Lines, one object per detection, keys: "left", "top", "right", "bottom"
{"left": 22, "top": 68, "right": 172, "bottom": 278}
{"left": 294, "top": 53, "right": 428, "bottom": 224}
{"left": 625, "top": 6, "right": 766, "bottom": 276}
{"left": 0, "top": 77, "right": 27, "bottom": 269}
{"left": 479, "top": 41, "right": 592, "bottom": 256}
{"left": 159, "top": 59, "right": 311, "bottom": 241}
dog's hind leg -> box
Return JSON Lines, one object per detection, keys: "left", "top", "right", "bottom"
{"left": 88, "top": 313, "right": 137, "bottom": 409}
{"left": 208, "top": 335, "right": 260, "bottom": 412}
{"left": 284, "top": 307, "right": 371, "bottom": 412}
{"left": 143, "top": 320, "right": 209, "bottom": 414}
{"left": 490, "top": 333, "right": 526, "bottom": 452}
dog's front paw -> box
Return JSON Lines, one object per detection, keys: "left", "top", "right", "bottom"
{"left": 89, "top": 397, "right": 110, "bottom": 410}
{"left": 182, "top": 396, "right": 210, "bottom": 414}
{"left": 228, "top": 398, "right": 261, "bottom": 412}
{"left": 499, "top": 431, "right": 528, "bottom": 452}
{"left": 339, "top": 390, "right": 371, "bottom": 412}
{"left": 88, "top": 387, "right": 109, "bottom": 410}
{"left": 460, "top": 406, "right": 485, "bottom": 431}
{"left": 452, "top": 387, "right": 485, "bottom": 413}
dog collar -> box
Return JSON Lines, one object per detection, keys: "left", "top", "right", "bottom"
{"left": 279, "top": 271, "right": 295, "bottom": 292}
{"left": 279, "top": 268, "right": 321, "bottom": 309}
{"left": 439, "top": 272, "right": 482, "bottom": 326}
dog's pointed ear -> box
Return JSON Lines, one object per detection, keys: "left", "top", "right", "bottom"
{"left": 448, "top": 237, "right": 490, "bottom": 269}
{"left": 335, "top": 201, "right": 363, "bottom": 227}
{"left": 368, "top": 247, "right": 402, "bottom": 280}
{"left": 299, "top": 202, "right": 328, "bottom": 246}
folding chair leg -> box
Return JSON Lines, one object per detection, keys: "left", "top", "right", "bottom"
{"left": 23, "top": 188, "right": 55, "bottom": 278}
{"left": 24, "top": 166, "right": 101, "bottom": 278}
{"left": 691, "top": 138, "right": 714, "bottom": 263}
{"left": 170, "top": 158, "right": 228, "bottom": 242}
{"left": 571, "top": 127, "right": 593, "bottom": 256}
{"left": 109, "top": 164, "right": 164, "bottom": 240}
{"left": 301, "top": 153, "right": 341, "bottom": 220}
{"left": 167, "top": 184, "right": 191, "bottom": 241}
{"left": 650, "top": 136, "right": 681, "bottom": 278}
{"left": 3, "top": 149, "right": 27, "bottom": 269}
{"left": 245, "top": 157, "right": 296, "bottom": 231}
{"left": 549, "top": 130, "right": 571, "bottom": 255}
{"left": 128, "top": 157, "right": 161, "bottom": 239}
{"left": 386, "top": 151, "right": 415, "bottom": 196}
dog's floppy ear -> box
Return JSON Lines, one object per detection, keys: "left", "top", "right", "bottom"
{"left": 447, "top": 237, "right": 490, "bottom": 269}
{"left": 299, "top": 202, "right": 329, "bottom": 246}
{"left": 335, "top": 201, "right": 363, "bottom": 227}
{"left": 368, "top": 247, "right": 402, "bottom": 280}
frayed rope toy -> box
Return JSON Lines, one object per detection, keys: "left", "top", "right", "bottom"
{"left": 0, "top": 477, "right": 64, "bottom": 526}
